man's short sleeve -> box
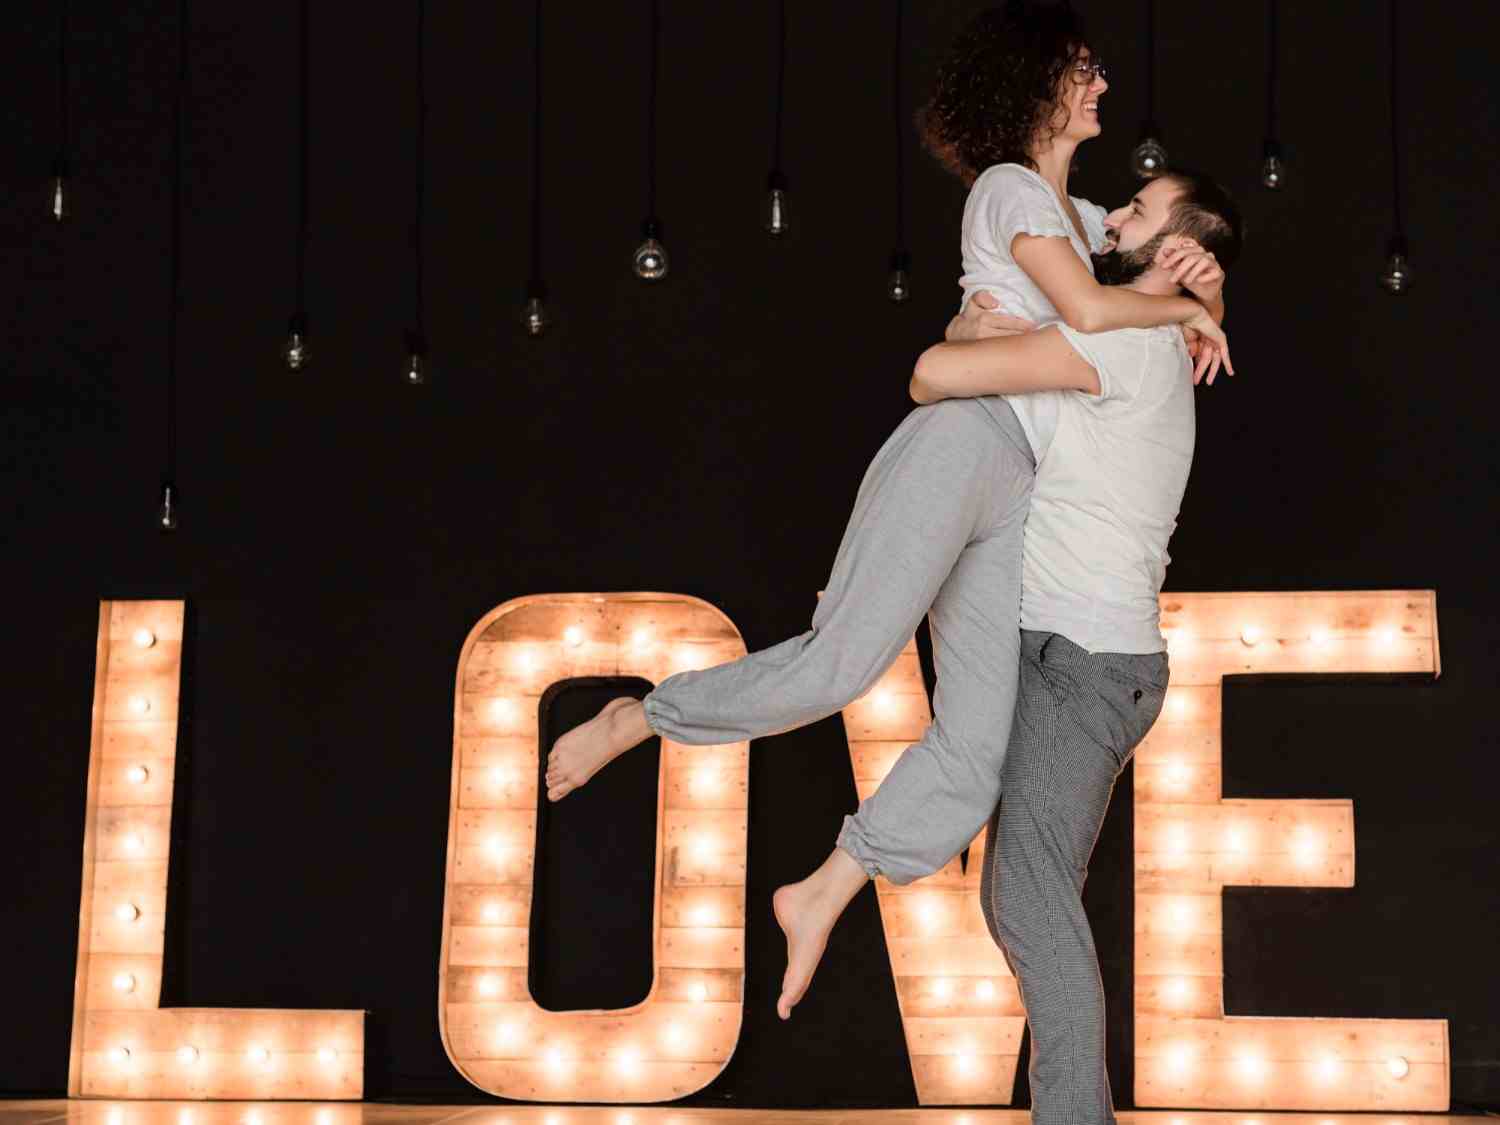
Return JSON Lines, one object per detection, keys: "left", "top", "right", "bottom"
{"left": 1055, "top": 322, "right": 1118, "bottom": 401}
{"left": 974, "top": 165, "right": 1072, "bottom": 253}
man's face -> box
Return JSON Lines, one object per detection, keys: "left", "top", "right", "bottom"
{"left": 1093, "top": 178, "right": 1185, "bottom": 285}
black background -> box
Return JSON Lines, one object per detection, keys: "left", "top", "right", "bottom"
{"left": 4, "top": 0, "right": 1498, "bottom": 1109}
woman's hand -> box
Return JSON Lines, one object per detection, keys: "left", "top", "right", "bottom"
{"left": 1161, "top": 239, "right": 1224, "bottom": 306}
{"left": 1182, "top": 307, "right": 1233, "bottom": 385}
{"left": 944, "top": 291, "right": 1039, "bottom": 342}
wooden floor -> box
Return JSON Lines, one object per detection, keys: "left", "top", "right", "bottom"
{"left": 0, "top": 1105, "right": 1491, "bottom": 1125}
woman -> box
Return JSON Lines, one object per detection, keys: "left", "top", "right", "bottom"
{"left": 545, "top": 1, "right": 1227, "bottom": 1021}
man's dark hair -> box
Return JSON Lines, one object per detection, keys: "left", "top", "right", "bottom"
{"left": 1159, "top": 169, "right": 1245, "bottom": 269}
{"left": 916, "top": 1, "right": 1089, "bottom": 187}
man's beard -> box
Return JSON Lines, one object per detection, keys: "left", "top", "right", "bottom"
{"left": 1091, "top": 231, "right": 1167, "bottom": 287}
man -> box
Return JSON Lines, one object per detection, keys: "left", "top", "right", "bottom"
{"left": 910, "top": 168, "right": 1243, "bottom": 1125}
{"left": 544, "top": 172, "right": 1240, "bottom": 1074}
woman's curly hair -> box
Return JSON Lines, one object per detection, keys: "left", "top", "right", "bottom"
{"left": 917, "top": 1, "right": 1089, "bottom": 187}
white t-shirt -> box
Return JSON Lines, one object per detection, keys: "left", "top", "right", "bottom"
{"left": 1019, "top": 323, "right": 1196, "bottom": 654}
{"left": 958, "top": 163, "right": 1111, "bottom": 461}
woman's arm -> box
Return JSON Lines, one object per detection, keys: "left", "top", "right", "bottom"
{"left": 1013, "top": 234, "right": 1202, "bottom": 333}
{"left": 910, "top": 327, "right": 1099, "bottom": 404}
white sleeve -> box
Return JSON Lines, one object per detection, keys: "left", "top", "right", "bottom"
{"left": 1055, "top": 322, "right": 1119, "bottom": 401}
{"left": 974, "top": 166, "right": 1072, "bottom": 254}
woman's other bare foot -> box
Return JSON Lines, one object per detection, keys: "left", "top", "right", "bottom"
{"left": 544, "top": 697, "right": 653, "bottom": 801}
{"left": 771, "top": 846, "right": 870, "bottom": 1019}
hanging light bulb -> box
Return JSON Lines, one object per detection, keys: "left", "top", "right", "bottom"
{"left": 1260, "top": 140, "right": 1285, "bottom": 190}
{"left": 1379, "top": 235, "right": 1413, "bottom": 295}
{"left": 522, "top": 282, "right": 549, "bottom": 338}
{"left": 886, "top": 250, "right": 911, "bottom": 303}
{"left": 157, "top": 483, "right": 179, "bottom": 532}
{"left": 633, "top": 218, "right": 668, "bottom": 281}
{"left": 1132, "top": 125, "right": 1168, "bottom": 178}
{"left": 764, "top": 170, "right": 789, "bottom": 236}
{"left": 282, "top": 314, "right": 309, "bottom": 371}
{"left": 404, "top": 330, "right": 427, "bottom": 385}
{"left": 51, "top": 155, "right": 69, "bottom": 222}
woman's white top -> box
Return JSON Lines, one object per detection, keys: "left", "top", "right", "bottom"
{"left": 957, "top": 162, "right": 1110, "bottom": 461}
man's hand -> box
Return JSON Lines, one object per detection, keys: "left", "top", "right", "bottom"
{"left": 944, "top": 290, "right": 1039, "bottom": 342}
{"left": 1160, "top": 238, "right": 1224, "bottom": 306}
{"left": 1183, "top": 307, "right": 1233, "bottom": 385}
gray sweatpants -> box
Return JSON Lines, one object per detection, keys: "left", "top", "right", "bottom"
{"left": 980, "top": 630, "right": 1168, "bottom": 1125}
{"left": 642, "top": 396, "right": 1035, "bottom": 884}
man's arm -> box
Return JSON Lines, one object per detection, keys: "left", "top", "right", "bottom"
{"left": 910, "top": 326, "right": 1099, "bottom": 404}
{"left": 1013, "top": 235, "right": 1202, "bottom": 333}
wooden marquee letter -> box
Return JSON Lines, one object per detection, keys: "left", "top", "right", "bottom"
{"left": 69, "top": 600, "right": 365, "bottom": 1099}
{"left": 1134, "top": 590, "right": 1447, "bottom": 1110}
{"left": 439, "top": 593, "right": 750, "bottom": 1102}
{"left": 838, "top": 636, "right": 1028, "bottom": 1106}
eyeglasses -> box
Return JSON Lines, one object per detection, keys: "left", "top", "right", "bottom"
{"left": 1070, "top": 57, "right": 1107, "bottom": 84}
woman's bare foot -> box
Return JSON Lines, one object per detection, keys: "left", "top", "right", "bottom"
{"left": 771, "top": 846, "right": 871, "bottom": 1019}
{"left": 545, "top": 697, "right": 652, "bottom": 801}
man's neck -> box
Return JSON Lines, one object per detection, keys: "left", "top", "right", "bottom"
{"left": 1122, "top": 277, "right": 1181, "bottom": 298}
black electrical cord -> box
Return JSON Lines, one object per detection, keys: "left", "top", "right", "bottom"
{"left": 646, "top": 0, "right": 659, "bottom": 222}
{"left": 414, "top": 0, "right": 426, "bottom": 343}
{"left": 1388, "top": 0, "right": 1404, "bottom": 239}
{"left": 771, "top": 0, "right": 785, "bottom": 175}
{"left": 528, "top": 0, "right": 542, "bottom": 290}
{"left": 166, "top": 0, "right": 187, "bottom": 486}
{"left": 1265, "top": 0, "right": 1278, "bottom": 142}
{"left": 892, "top": 0, "right": 904, "bottom": 254}
{"left": 295, "top": 0, "right": 308, "bottom": 320}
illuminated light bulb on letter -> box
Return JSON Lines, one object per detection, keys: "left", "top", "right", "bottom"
{"left": 1165, "top": 760, "right": 1192, "bottom": 789}
{"left": 488, "top": 698, "right": 515, "bottom": 724}
{"left": 177, "top": 1045, "right": 199, "bottom": 1065}
{"left": 933, "top": 978, "right": 954, "bottom": 1000}
{"left": 1225, "top": 825, "right": 1251, "bottom": 854}
{"left": 133, "top": 627, "right": 156, "bottom": 648}
{"left": 478, "top": 974, "right": 499, "bottom": 997}
{"left": 691, "top": 833, "right": 715, "bottom": 862}
{"left": 109, "top": 1045, "right": 132, "bottom": 1065}
{"left": 1166, "top": 1043, "right": 1194, "bottom": 1075}
{"left": 108, "top": 1110, "right": 124, "bottom": 1125}
{"left": 488, "top": 765, "right": 509, "bottom": 790}
{"left": 318, "top": 1047, "right": 338, "bottom": 1065}
{"left": 481, "top": 901, "right": 502, "bottom": 924}
{"left": 691, "top": 769, "right": 722, "bottom": 799}
{"left": 1169, "top": 692, "right": 1192, "bottom": 719}
{"left": 127, "top": 764, "right": 150, "bottom": 785}
{"left": 1311, "top": 627, "right": 1331, "bottom": 647}
{"left": 1387, "top": 1055, "right": 1410, "bottom": 1078}
{"left": 1236, "top": 1051, "right": 1268, "bottom": 1081}
{"left": 1240, "top": 624, "right": 1263, "bottom": 647}
{"left": 128, "top": 695, "right": 151, "bottom": 716}
{"left": 1315, "top": 1054, "right": 1340, "bottom": 1082}
{"left": 563, "top": 625, "right": 584, "bottom": 648}
{"left": 123, "top": 832, "right": 144, "bottom": 853}
{"left": 1292, "top": 827, "right": 1323, "bottom": 867}
{"left": 688, "top": 979, "right": 709, "bottom": 1003}
{"left": 495, "top": 1022, "right": 520, "bottom": 1048}
{"left": 545, "top": 1045, "right": 570, "bottom": 1075}
{"left": 1164, "top": 976, "right": 1190, "bottom": 1005}
{"left": 974, "top": 979, "right": 996, "bottom": 1003}
{"left": 872, "top": 687, "right": 894, "bottom": 713}
{"left": 316, "top": 1112, "right": 332, "bottom": 1125}
{"left": 632, "top": 628, "right": 652, "bottom": 649}
{"left": 954, "top": 1050, "right": 977, "bottom": 1077}
{"left": 485, "top": 834, "right": 507, "bottom": 859}
{"left": 613, "top": 1045, "right": 642, "bottom": 1077}
{"left": 617, "top": 1115, "right": 636, "bottom": 1125}
{"left": 663, "top": 1022, "right": 687, "bottom": 1049}
{"left": 248, "top": 1045, "right": 271, "bottom": 1065}
{"left": 180, "top": 1109, "right": 196, "bottom": 1125}
{"left": 513, "top": 646, "right": 535, "bottom": 674}
{"left": 690, "top": 902, "right": 717, "bottom": 927}
{"left": 1378, "top": 626, "right": 1398, "bottom": 646}
{"left": 112, "top": 971, "right": 137, "bottom": 993}
{"left": 115, "top": 902, "right": 140, "bottom": 923}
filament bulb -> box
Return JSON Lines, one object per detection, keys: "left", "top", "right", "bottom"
{"left": 523, "top": 293, "right": 549, "bottom": 338}
{"left": 404, "top": 330, "right": 428, "bottom": 385}
{"left": 282, "top": 316, "right": 309, "bottom": 371}
{"left": 764, "top": 171, "right": 790, "bottom": 236}
{"left": 1260, "top": 141, "right": 1285, "bottom": 190}
{"left": 1380, "top": 236, "right": 1413, "bottom": 295}
{"left": 633, "top": 219, "right": 669, "bottom": 281}
{"left": 887, "top": 250, "right": 911, "bottom": 303}
{"left": 157, "top": 483, "right": 179, "bottom": 532}
{"left": 1131, "top": 129, "right": 1168, "bottom": 178}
